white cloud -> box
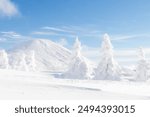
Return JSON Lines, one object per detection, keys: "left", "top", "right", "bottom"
{"left": 111, "top": 33, "right": 150, "bottom": 41}
{"left": 42, "top": 26, "right": 102, "bottom": 35}
{"left": 0, "top": 31, "right": 32, "bottom": 43}
{"left": 1, "top": 31, "right": 22, "bottom": 38}
{"left": 0, "top": 0, "right": 19, "bottom": 17}
{"left": 32, "top": 31, "right": 58, "bottom": 36}
{"left": 111, "top": 35, "right": 138, "bottom": 41}
{"left": 32, "top": 30, "right": 75, "bottom": 38}
{"left": 42, "top": 26, "right": 75, "bottom": 33}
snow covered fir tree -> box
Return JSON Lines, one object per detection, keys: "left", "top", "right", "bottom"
{"left": 94, "top": 33, "right": 121, "bottom": 80}
{"left": 63, "top": 37, "right": 93, "bottom": 79}
{"left": 26, "top": 51, "right": 36, "bottom": 71}
{"left": 135, "top": 48, "right": 149, "bottom": 81}
{"left": 14, "top": 53, "right": 28, "bottom": 71}
{"left": 0, "top": 50, "right": 9, "bottom": 69}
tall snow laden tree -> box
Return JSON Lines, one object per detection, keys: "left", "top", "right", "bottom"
{"left": 94, "top": 33, "right": 121, "bottom": 80}
{"left": 64, "top": 37, "right": 93, "bottom": 79}
{"left": 135, "top": 48, "right": 149, "bottom": 81}
{"left": 26, "top": 51, "right": 36, "bottom": 71}
{"left": 16, "top": 53, "right": 28, "bottom": 71}
{"left": 0, "top": 50, "right": 9, "bottom": 69}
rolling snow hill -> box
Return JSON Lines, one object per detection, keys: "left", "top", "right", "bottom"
{"left": 0, "top": 69, "right": 150, "bottom": 100}
{"left": 8, "top": 39, "right": 71, "bottom": 71}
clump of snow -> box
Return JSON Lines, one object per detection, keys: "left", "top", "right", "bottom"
{"left": 135, "top": 48, "right": 149, "bottom": 81}
{"left": 0, "top": 49, "right": 9, "bottom": 69}
{"left": 94, "top": 33, "right": 121, "bottom": 80}
{"left": 63, "top": 37, "right": 94, "bottom": 79}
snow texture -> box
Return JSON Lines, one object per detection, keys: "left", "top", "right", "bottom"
{"left": 94, "top": 33, "right": 121, "bottom": 80}
{"left": 0, "top": 69, "right": 150, "bottom": 100}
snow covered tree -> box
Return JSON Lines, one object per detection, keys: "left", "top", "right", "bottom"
{"left": 14, "top": 53, "right": 28, "bottom": 71}
{"left": 0, "top": 50, "right": 9, "bottom": 69}
{"left": 64, "top": 37, "right": 93, "bottom": 79}
{"left": 26, "top": 51, "right": 36, "bottom": 71}
{"left": 94, "top": 33, "right": 121, "bottom": 80}
{"left": 135, "top": 48, "right": 149, "bottom": 81}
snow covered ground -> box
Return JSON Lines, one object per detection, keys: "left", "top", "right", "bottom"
{"left": 0, "top": 69, "right": 150, "bottom": 100}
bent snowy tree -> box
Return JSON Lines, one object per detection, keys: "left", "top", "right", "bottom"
{"left": 63, "top": 37, "right": 93, "bottom": 79}
{"left": 94, "top": 33, "right": 121, "bottom": 80}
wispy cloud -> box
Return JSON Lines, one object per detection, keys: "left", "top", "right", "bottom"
{"left": 111, "top": 35, "right": 139, "bottom": 41}
{"left": 0, "top": 31, "right": 33, "bottom": 43}
{"left": 33, "top": 25, "right": 103, "bottom": 39}
{"left": 1, "top": 31, "right": 22, "bottom": 39}
{"left": 32, "top": 31, "right": 58, "bottom": 36}
{"left": 111, "top": 33, "right": 150, "bottom": 41}
{"left": 0, "top": 0, "right": 19, "bottom": 17}
{"left": 42, "top": 26, "right": 75, "bottom": 33}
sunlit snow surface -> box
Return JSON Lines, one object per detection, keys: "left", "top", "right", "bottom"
{"left": 0, "top": 69, "right": 150, "bottom": 100}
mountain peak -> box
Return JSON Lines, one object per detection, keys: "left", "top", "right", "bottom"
{"left": 9, "top": 39, "right": 71, "bottom": 71}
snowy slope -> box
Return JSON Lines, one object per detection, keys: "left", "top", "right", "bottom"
{"left": 8, "top": 39, "right": 71, "bottom": 71}
{"left": 0, "top": 69, "right": 150, "bottom": 100}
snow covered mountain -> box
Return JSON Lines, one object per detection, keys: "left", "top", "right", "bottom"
{"left": 8, "top": 39, "right": 71, "bottom": 71}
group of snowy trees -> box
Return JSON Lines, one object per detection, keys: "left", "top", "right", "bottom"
{"left": 0, "top": 33, "right": 149, "bottom": 81}
{"left": 0, "top": 50, "right": 36, "bottom": 71}
{"left": 64, "top": 34, "right": 150, "bottom": 81}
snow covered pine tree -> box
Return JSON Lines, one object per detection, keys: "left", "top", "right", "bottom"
{"left": 26, "top": 51, "right": 36, "bottom": 71}
{"left": 94, "top": 33, "right": 121, "bottom": 80}
{"left": 64, "top": 37, "right": 93, "bottom": 79}
{"left": 14, "top": 53, "right": 28, "bottom": 71}
{"left": 135, "top": 48, "right": 149, "bottom": 81}
{"left": 0, "top": 50, "right": 9, "bottom": 69}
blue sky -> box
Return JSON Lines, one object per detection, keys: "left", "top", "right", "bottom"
{"left": 1, "top": 0, "right": 150, "bottom": 50}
